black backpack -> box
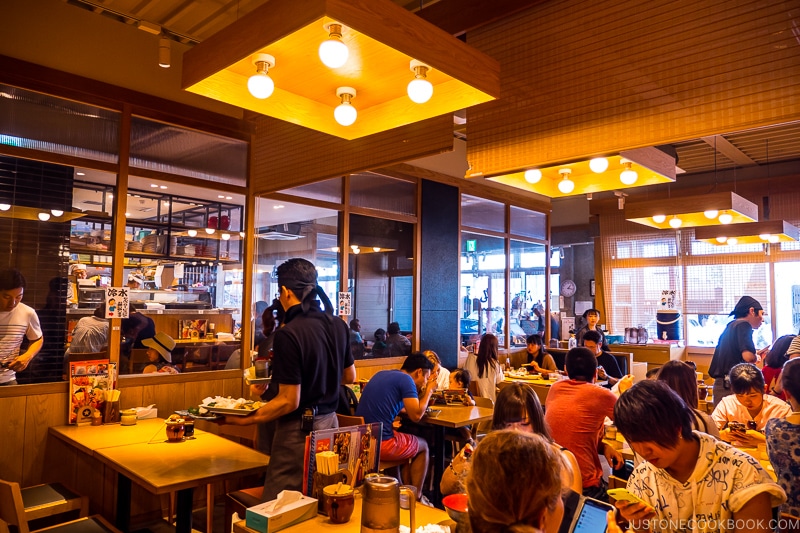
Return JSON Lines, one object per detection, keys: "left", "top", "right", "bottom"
{"left": 337, "top": 384, "right": 359, "bottom": 416}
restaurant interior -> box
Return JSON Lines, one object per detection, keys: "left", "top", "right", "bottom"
{"left": 1, "top": 0, "right": 799, "bottom": 531}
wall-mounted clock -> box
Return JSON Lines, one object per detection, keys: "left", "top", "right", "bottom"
{"left": 560, "top": 279, "right": 577, "bottom": 297}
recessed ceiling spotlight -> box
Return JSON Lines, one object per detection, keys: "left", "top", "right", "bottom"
{"left": 218, "top": 195, "right": 225, "bottom": 199}
{"left": 76, "top": 172, "right": 85, "bottom": 176}
{"left": 273, "top": 205, "right": 285, "bottom": 209}
{"left": 160, "top": 185, "right": 167, "bottom": 189}
{"left": 226, "top": 196, "right": 232, "bottom": 200}
{"left": 151, "top": 184, "right": 159, "bottom": 188}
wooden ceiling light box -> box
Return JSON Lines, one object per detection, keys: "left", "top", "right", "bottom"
{"left": 181, "top": 0, "right": 500, "bottom": 140}
{"left": 485, "top": 147, "right": 676, "bottom": 198}
{"left": 694, "top": 220, "right": 799, "bottom": 245}
{"left": 624, "top": 191, "right": 759, "bottom": 230}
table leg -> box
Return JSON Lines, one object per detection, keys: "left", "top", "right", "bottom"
{"left": 431, "top": 426, "right": 445, "bottom": 508}
{"left": 175, "top": 488, "right": 194, "bottom": 533}
{"left": 116, "top": 475, "right": 132, "bottom": 532}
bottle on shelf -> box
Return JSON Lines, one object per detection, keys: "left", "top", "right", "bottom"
{"left": 568, "top": 333, "right": 577, "bottom": 350}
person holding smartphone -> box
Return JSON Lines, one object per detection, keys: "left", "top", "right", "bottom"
{"left": 613, "top": 380, "right": 784, "bottom": 533}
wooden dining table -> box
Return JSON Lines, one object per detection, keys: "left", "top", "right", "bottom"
{"left": 50, "top": 419, "right": 270, "bottom": 533}
{"left": 415, "top": 404, "right": 493, "bottom": 507}
{"left": 232, "top": 492, "right": 452, "bottom": 533}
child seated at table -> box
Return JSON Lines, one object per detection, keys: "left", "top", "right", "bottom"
{"left": 142, "top": 332, "right": 180, "bottom": 374}
{"left": 449, "top": 368, "right": 476, "bottom": 406}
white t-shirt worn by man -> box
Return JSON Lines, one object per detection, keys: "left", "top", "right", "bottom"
{"left": 0, "top": 303, "right": 43, "bottom": 384}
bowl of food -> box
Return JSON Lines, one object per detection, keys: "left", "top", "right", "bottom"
{"left": 442, "top": 493, "right": 469, "bottom": 524}
{"left": 425, "top": 408, "right": 442, "bottom": 418}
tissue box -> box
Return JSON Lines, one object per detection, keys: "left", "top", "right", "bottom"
{"left": 133, "top": 406, "right": 158, "bottom": 419}
{"left": 246, "top": 495, "right": 317, "bottom": 533}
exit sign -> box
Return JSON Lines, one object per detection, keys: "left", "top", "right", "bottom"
{"left": 466, "top": 239, "right": 476, "bottom": 252}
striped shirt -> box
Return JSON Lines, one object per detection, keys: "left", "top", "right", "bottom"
{"left": 0, "top": 303, "right": 43, "bottom": 384}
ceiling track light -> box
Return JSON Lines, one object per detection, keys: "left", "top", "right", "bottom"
{"left": 334, "top": 87, "right": 357, "bottom": 126}
{"left": 158, "top": 35, "right": 171, "bottom": 68}
{"left": 557, "top": 168, "right": 574, "bottom": 194}
{"left": 619, "top": 158, "right": 638, "bottom": 185}
{"left": 407, "top": 59, "right": 433, "bottom": 103}
{"left": 319, "top": 23, "right": 349, "bottom": 68}
{"left": 247, "top": 53, "right": 276, "bottom": 99}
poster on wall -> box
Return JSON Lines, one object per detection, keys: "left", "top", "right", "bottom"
{"left": 105, "top": 287, "right": 130, "bottom": 319}
{"left": 338, "top": 291, "right": 352, "bottom": 316}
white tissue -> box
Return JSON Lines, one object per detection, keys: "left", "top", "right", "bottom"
{"left": 264, "top": 490, "right": 303, "bottom": 513}
{"left": 399, "top": 525, "right": 451, "bottom": 533}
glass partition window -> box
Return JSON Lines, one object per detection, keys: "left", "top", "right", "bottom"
{"left": 461, "top": 195, "right": 505, "bottom": 232}
{"left": 130, "top": 116, "right": 247, "bottom": 186}
{"left": 510, "top": 206, "right": 546, "bottom": 240}
{"left": 0, "top": 84, "right": 119, "bottom": 164}
{"left": 279, "top": 177, "right": 343, "bottom": 204}
{"left": 252, "top": 198, "right": 340, "bottom": 355}
{"left": 509, "top": 240, "right": 548, "bottom": 346}
{"left": 461, "top": 232, "right": 506, "bottom": 346}
{"left": 350, "top": 173, "right": 416, "bottom": 216}
{"left": 348, "top": 214, "right": 414, "bottom": 358}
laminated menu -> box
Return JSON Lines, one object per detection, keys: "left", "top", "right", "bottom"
{"left": 68, "top": 357, "right": 116, "bottom": 425}
{"left": 302, "top": 422, "right": 381, "bottom": 496}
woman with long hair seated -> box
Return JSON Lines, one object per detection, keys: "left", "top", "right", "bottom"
{"left": 464, "top": 333, "right": 504, "bottom": 402}
{"left": 656, "top": 360, "right": 720, "bottom": 439}
{"left": 441, "top": 382, "right": 582, "bottom": 496}
{"left": 467, "top": 430, "right": 565, "bottom": 533}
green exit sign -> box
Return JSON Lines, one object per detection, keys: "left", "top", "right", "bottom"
{"left": 466, "top": 239, "right": 476, "bottom": 252}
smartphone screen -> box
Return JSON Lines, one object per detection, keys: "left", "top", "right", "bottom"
{"left": 572, "top": 498, "right": 614, "bottom": 533}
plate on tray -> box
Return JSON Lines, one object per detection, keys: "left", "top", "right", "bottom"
{"left": 173, "top": 409, "right": 221, "bottom": 421}
{"left": 201, "top": 405, "right": 259, "bottom": 416}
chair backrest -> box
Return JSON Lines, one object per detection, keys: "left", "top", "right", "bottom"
{"left": 472, "top": 396, "right": 495, "bottom": 439}
{"left": 550, "top": 350, "right": 566, "bottom": 371}
{"left": 128, "top": 348, "right": 151, "bottom": 374}
{"left": 337, "top": 414, "right": 366, "bottom": 427}
{"left": 609, "top": 352, "right": 633, "bottom": 376}
{"left": 0, "top": 479, "right": 29, "bottom": 533}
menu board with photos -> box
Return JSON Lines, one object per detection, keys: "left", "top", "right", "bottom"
{"left": 302, "top": 422, "right": 381, "bottom": 496}
{"left": 68, "top": 358, "right": 116, "bottom": 425}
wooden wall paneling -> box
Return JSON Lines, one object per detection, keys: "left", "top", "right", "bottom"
{"left": 250, "top": 114, "right": 453, "bottom": 194}
{"left": 0, "top": 396, "right": 27, "bottom": 482}
{"left": 120, "top": 385, "right": 144, "bottom": 410}
{"left": 466, "top": 0, "right": 800, "bottom": 178}
{"left": 142, "top": 382, "right": 186, "bottom": 420}
{"left": 354, "top": 357, "right": 405, "bottom": 380}
{"left": 22, "top": 392, "right": 67, "bottom": 487}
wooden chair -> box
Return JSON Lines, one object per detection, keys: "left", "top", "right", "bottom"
{"left": 0, "top": 479, "right": 120, "bottom": 533}
{"left": 221, "top": 424, "right": 264, "bottom": 533}
{"left": 472, "top": 396, "right": 495, "bottom": 442}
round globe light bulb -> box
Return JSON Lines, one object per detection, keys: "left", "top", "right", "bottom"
{"left": 704, "top": 210, "right": 719, "bottom": 219}
{"left": 187, "top": 229, "right": 197, "bottom": 237}
{"left": 373, "top": 247, "right": 381, "bottom": 252}
{"left": 0, "top": 204, "right": 9, "bottom": 211}
{"left": 239, "top": 232, "right": 245, "bottom": 238}
{"left": 38, "top": 212, "right": 51, "bottom": 221}
{"left": 407, "top": 78, "right": 433, "bottom": 104}
{"left": 759, "top": 234, "right": 771, "bottom": 241}
{"left": 718, "top": 212, "right": 733, "bottom": 224}
{"left": 524, "top": 169, "right": 542, "bottom": 184}
{"left": 51, "top": 209, "right": 64, "bottom": 217}
{"left": 247, "top": 72, "right": 274, "bottom": 99}
{"left": 205, "top": 228, "right": 216, "bottom": 235}
{"left": 716, "top": 236, "right": 728, "bottom": 243}
{"left": 334, "top": 102, "right": 357, "bottom": 126}
{"left": 221, "top": 233, "right": 231, "bottom": 241}
{"left": 332, "top": 246, "right": 340, "bottom": 253}
{"left": 557, "top": 177, "right": 575, "bottom": 194}
{"left": 652, "top": 214, "right": 667, "bottom": 224}
{"left": 669, "top": 217, "right": 682, "bottom": 228}
{"left": 589, "top": 158, "right": 608, "bottom": 173}
{"left": 620, "top": 168, "right": 638, "bottom": 185}
{"left": 319, "top": 38, "right": 349, "bottom": 68}
{"left": 727, "top": 237, "right": 738, "bottom": 246}
{"left": 769, "top": 235, "right": 780, "bottom": 243}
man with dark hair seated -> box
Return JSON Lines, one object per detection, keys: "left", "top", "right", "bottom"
{"left": 356, "top": 352, "right": 438, "bottom": 500}
{"left": 545, "top": 347, "right": 621, "bottom": 502}
{"left": 582, "top": 329, "right": 623, "bottom": 387}
{"left": 614, "top": 380, "right": 785, "bottom": 533}
{"left": 712, "top": 362, "right": 791, "bottom": 447}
